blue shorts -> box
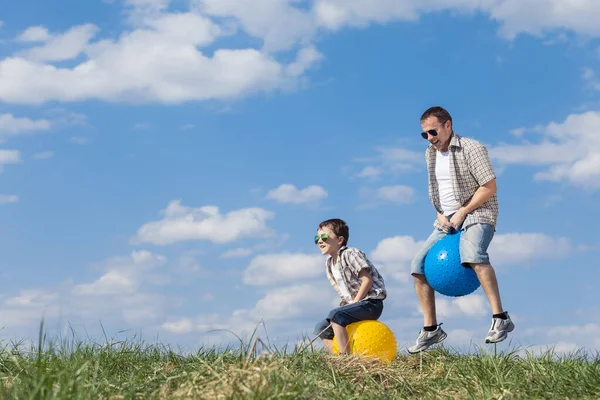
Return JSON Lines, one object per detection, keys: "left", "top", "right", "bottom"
{"left": 411, "top": 223, "right": 495, "bottom": 275}
{"left": 314, "top": 299, "right": 384, "bottom": 340}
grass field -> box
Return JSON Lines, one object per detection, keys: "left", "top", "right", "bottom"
{"left": 1, "top": 325, "right": 599, "bottom": 399}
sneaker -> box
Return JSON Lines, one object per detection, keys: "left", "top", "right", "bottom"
{"left": 485, "top": 312, "right": 515, "bottom": 344}
{"left": 407, "top": 324, "right": 447, "bottom": 354}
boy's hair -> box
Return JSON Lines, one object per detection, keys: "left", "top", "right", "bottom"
{"left": 318, "top": 218, "right": 349, "bottom": 246}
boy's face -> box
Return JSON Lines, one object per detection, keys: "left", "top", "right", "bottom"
{"left": 315, "top": 225, "right": 344, "bottom": 256}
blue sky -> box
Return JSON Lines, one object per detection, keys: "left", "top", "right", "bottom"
{"left": 1, "top": 0, "right": 599, "bottom": 354}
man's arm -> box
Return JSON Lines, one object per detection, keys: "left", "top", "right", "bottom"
{"left": 449, "top": 178, "right": 496, "bottom": 229}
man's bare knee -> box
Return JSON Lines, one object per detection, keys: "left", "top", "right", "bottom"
{"left": 471, "top": 263, "right": 492, "bottom": 272}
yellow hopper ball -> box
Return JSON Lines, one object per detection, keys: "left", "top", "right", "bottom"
{"left": 331, "top": 320, "right": 397, "bottom": 364}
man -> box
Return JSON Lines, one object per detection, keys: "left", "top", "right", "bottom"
{"left": 408, "top": 106, "right": 514, "bottom": 354}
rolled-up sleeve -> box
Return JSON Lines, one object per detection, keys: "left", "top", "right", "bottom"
{"left": 468, "top": 143, "right": 496, "bottom": 186}
{"left": 345, "top": 249, "right": 373, "bottom": 276}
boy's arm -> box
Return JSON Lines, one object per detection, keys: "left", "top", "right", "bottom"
{"left": 351, "top": 269, "right": 373, "bottom": 303}
{"left": 345, "top": 250, "right": 374, "bottom": 303}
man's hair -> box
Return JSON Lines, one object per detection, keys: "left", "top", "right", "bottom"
{"left": 318, "top": 218, "right": 349, "bottom": 246}
{"left": 420, "top": 106, "right": 453, "bottom": 126}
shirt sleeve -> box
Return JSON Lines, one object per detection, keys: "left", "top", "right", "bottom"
{"left": 344, "top": 248, "right": 373, "bottom": 276}
{"left": 467, "top": 142, "right": 496, "bottom": 186}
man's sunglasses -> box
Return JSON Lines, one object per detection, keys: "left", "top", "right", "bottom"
{"left": 421, "top": 129, "right": 438, "bottom": 139}
{"left": 314, "top": 233, "right": 329, "bottom": 244}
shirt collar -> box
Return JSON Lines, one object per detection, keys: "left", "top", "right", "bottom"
{"left": 326, "top": 246, "right": 348, "bottom": 265}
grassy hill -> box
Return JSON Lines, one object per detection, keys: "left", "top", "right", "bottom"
{"left": 1, "top": 330, "right": 599, "bottom": 399}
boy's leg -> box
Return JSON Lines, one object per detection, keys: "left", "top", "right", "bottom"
{"left": 314, "top": 318, "right": 335, "bottom": 352}
{"left": 460, "top": 223, "right": 515, "bottom": 343}
{"left": 408, "top": 229, "right": 448, "bottom": 354}
{"left": 331, "top": 323, "right": 350, "bottom": 354}
{"left": 328, "top": 299, "right": 384, "bottom": 354}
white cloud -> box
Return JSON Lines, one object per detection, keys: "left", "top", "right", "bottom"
{"left": 243, "top": 253, "right": 323, "bottom": 286}
{"left": 0, "top": 289, "right": 60, "bottom": 327}
{"left": 69, "top": 136, "right": 88, "bottom": 144}
{"left": 376, "top": 185, "right": 415, "bottom": 204}
{"left": 0, "top": 7, "right": 320, "bottom": 105}
{"left": 162, "top": 282, "right": 332, "bottom": 338}
{"left": 162, "top": 318, "right": 194, "bottom": 334}
{"left": 436, "top": 294, "right": 489, "bottom": 319}
{"left": 220, "top": 248, "right": 253, "bottom": 259}
{"left": 370, "top": 235, "right": 423, "bottom": 282}
{"left": 250, "top": 283, "right": 330, "bottom": 320}
{"left": 582, "top": 67, "right": 600, "bottom": 91}
{"left": 524, "top": 323, "right": 600, "bottom": 353}
{"left": 491, "top": 110, "right": 600, "bottom": 189}
{"left": 266, "top": 184, "right": 328, "bottom": 204}
{"left": 489, "top": 0, "right": 600, "bottom": 40}
{"left": 195, "top": 0, "right": 317, "bottom": 52}
{"left": 0, "top": 195, "right": 19, "bottom": 205}
{"left": 355, "top": 166, "right": 382, "bottom": 179}
{"left": 73, "top": 250, "right": 167, "bottom": 295}
{"left": 0, "top": 149, "right": 22, "bottom": 173}
{"left": 17, "top": 24, "right": 99, "bottom": 62}
{"left": 132, "top": 200, "right": 275, "bottom": 245}
{"left": 489, "top": 233, "right": 572, "bottom": 267}
{"left": 3, "top": 1, "right": 598, "bottom": 107}
{"left": 313, "top": 0, "right": 600, "bottom": 40}
{"left": 33, "top": 151, "right": 55, "bottom": 160}
{"left": 18, "top": 26, "right": 52, "bottom": 42}
{"left": 356, "top": 146, "right": 423, "bottom": 182}
{"left": 0, "top": 113, "right": 52, "bottom": 140}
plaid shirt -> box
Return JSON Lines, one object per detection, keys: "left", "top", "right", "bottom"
{"left": 325, "top": 246, "right": 387, "bottom": 303}
{"left": 426, "top": 132, "right": 499, "bottom": 230}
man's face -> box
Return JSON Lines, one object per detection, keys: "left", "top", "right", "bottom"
{"left": 421, "top": 116, "right": 452, "bottom": 152}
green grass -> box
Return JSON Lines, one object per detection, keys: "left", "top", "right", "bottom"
{"left": 1, "top": 325, "right": 599, "bottom": 399}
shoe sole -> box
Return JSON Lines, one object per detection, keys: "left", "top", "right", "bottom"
{"left": 408, "top": 332, "right": 448, "bottom": 354}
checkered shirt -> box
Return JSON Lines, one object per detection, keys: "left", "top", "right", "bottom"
{"left": 426, "top": 132, "right": 499, "bottom": 230}
{"left": 325, "top": 246, "right": 387, "bottom": 303}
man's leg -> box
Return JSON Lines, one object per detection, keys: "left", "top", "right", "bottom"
{"left": 408, "top": 229, "right": 448, "bottom": 353}
{"left": 461, "top": 224, "right": 515, "bottom": 343}
{"left": 413, "top": 273, "right": 437, "bottom": 326}
{"left": 471, "top": 263, "right": 503, "bottom": 314}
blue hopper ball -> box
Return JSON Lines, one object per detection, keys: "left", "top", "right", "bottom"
{"left": 423, "top": 230, "right": 480, "bottom": 297}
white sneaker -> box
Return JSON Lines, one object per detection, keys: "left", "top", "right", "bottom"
{"left": 485, "top": 312, "right": 515, "bottom": 344}
{"left": 408, "top": 324, "right": 447, "bottom": 354}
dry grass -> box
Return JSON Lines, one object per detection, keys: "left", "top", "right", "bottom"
{"left": 0, "top": 326, "right": 599, "bottom": 399}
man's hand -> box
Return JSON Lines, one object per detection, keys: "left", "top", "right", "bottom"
{"left": 449, "top": 208, "right": 467, "bottom": 230}
{"left": 437, "top": 213, "right": 452, "bottom": 232}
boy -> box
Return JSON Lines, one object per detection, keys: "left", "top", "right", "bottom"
{"left": 313, "top": 218, "right": 387, "bottom": 354}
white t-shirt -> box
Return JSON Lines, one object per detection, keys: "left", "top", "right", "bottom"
{"left": 331, "top": 258, "right": 352, "bottom": 302}
{"left": 435, "top": 150, "right": 461, "bottom": 216}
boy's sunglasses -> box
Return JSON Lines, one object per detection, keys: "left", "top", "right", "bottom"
{"left": 421, "top": 129, "right": 438, "bottom": 139}
{"left": 314, "top": 233, "right": 329, "bottom": 244}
